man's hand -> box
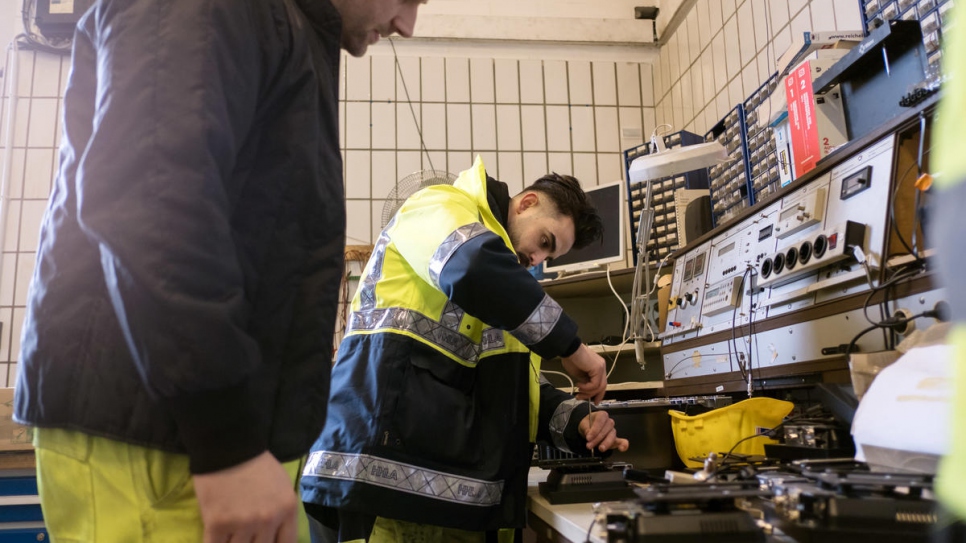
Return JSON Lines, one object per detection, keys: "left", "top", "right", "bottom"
{"left": 560, "top": 343, "right": 607, "bottom": 403}
{"left": 193, "top": 451, "right": 298, "bottom": 543}
{"left": 579, "top": 411, "right": 630, "bottom": 453}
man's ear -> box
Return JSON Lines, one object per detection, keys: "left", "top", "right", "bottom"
{"left": 516, "top": 191, "right": 539, "bottom": 212}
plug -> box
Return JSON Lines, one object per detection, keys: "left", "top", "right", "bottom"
{"left": 887, "top": 301, "right": 949, "bottom": 336}
{"left": 928, "top": 300, "right": 950, "bottom": 322}
{"left": 890, "top": 308, "right": 916, "bottom": 335}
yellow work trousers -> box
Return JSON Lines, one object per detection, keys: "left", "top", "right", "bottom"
{"left": 369, "top": 517, "right": 487, "bottom": 543}
{"left": 34, "top": 427, "right": 311, "bottom": 543}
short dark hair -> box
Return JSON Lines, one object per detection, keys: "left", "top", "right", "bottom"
{"left": 523, "top": 173, "right": 603, "bottom": 250}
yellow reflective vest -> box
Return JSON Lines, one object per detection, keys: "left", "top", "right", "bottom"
{"left": 303, "top": 157, "right": 590, "bottom": 531}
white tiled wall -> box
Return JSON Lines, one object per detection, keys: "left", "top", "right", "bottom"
{"left": 652, "top": 0, "right": 863, "bottom": 137}
{"left": 340, "top": 48, "right": 657, "bottom": 248}
{"left": 0, "top": 43, "right": 657, "bottom": 380}
{"left": 0, "top": 49, "right": 69, "bottom": 386}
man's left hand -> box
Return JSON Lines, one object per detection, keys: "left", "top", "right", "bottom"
{"left": 578, "top": 410, "right": 629, "bottom": 453}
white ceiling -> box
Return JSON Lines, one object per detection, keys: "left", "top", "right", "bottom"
{"left": 413, "top": 0, "right": 686, "bottom": 45}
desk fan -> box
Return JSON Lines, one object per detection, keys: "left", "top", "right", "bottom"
{"left": 380, "top": 169, "right": 457, "bottom": 228}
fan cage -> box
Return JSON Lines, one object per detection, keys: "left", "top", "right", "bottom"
{"left": 380, "top": 169, "right": 457, "bottom": 227}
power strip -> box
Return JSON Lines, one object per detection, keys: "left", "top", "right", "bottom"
{"left": 756, "top": 221, "right": 866, "bottom": 290}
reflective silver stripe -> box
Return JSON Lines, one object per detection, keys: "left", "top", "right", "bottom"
{"left": 481, "top": 327, "right": 505, "bottom": 351}
{"left": 350, "top": 305, "right": 508, "bottom": 362}
{"left": 440, "top": 301, "right": 464, "bottom": 331}
{"left": 428, "top": 223, "right": 489, "bottom": 288}
{"left": 349, "top": 307, "right": 484, "bottom": 363}
{"left": 351, "top": 218, "right": 506, "bottom": 361}
{"left": 304, "top": 451, "right": 504, "bottom": 507}
{"left": 548, "top": 398, "right": 583, "bottom": 454}
{"left": 509, "top": 294, "right": 563, "bottom": 346}
{"left": 359, "top": 219, "right": 394, "bottom": 312}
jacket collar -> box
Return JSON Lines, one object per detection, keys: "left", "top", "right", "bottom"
{"left": 485, "top": 176, "right": 511, "bottom": 232}
{"left": 293, "top": 0, "right": 343, "bottom": 42}
{"left": 454, "top": 156, "right": 513, "bottom": 250}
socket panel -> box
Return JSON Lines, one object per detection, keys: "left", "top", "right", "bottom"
{"left": 756, "top": 221, "right": 867, "bottom": 290}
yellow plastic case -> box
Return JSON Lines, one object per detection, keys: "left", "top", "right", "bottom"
{"left": 668, "top": 397, "right": 794, "bottom": 468}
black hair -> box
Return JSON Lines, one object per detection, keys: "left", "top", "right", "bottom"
{"left": 523, "top": 173, "right": 603, "bottom": 250}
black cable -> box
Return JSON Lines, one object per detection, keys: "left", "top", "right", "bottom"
{"left": 847, "top": 311, "right": 930, "bottom": 355}
{"left": 747, "top": 266, "right": 759, "bottom": 391}
{"left": 665, "top": 355, "right": 701, "bottom": 379}
{"left": 583, "top": 516, "right": 597, "bottom": 543}
{"left": 861, "top": 265, "right": 924, "bottom": 327}
{"left": 859, "top": 263, "right": 925, "bottom": 351}
{"left": 889, "top": 141, "right": 934, "bottom": 263}
{"left": 910, "top": 114, "right": 929, "bottom": 257}
{"left": 706, "top": 413, "right": 808, "bottom": 481}
{"left": 846, "top": 322, "right": 882, "bottom": 358}
{"left": 731, "top": 270, "right": 747, "bottom": 380}
{"left": 705, "top": 407, "right": 828, "bottom": 482}
{"left": 388, "top": 37, "right": 435, "bottom": 173}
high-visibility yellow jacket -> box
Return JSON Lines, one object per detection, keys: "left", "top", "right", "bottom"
{"left": 302, "top": 157, "right": 592, "bottom": 531}
{"left": 934, "top": 5, "right": 966, "bottom": 521}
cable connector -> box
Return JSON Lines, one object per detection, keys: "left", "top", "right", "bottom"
{"left": 634, "top": 338, "right": 647, "bottom": 370}
{"left": 852, "top": 245, "right": 867, "bottom": 265}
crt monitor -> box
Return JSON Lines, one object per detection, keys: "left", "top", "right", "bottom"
{"left": 543, "top": 181, "right": 626, "bottom": 275}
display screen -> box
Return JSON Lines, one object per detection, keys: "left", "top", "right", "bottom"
{"left": 693, "top": 252, "right": 706, "bottom": 276}
{"left": 780, "top": 205, "right": 800, "bottom": 222}
{"left": 759, "top": 224, "right": 773, "bottom": 241}
{"left": 544, "top": 182, "right": 626, "bottom": 274}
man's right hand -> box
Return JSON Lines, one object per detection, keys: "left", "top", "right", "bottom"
{"left": 560, "top": 343, "right": 607, "bottom": 403}
{"left": 193, "top": 451, "right": 298, "bottom": 543}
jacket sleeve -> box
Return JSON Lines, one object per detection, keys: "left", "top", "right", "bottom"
{"left": 389, "top": 186, "right": 581, "bottom": 359}
{"left": 535, "top": 376, "right": 594, "bottom": 455}
{"left": 73, "top": 0, "right": 274, "bottom": 473}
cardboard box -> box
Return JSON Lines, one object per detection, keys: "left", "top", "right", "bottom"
{"left": 784, "top": 58, "right": 848, "bottom": 177}
{"left": 0, "top": 388, "right": 33, "bottom": 451}
{"left": 777, "top": 30, "right": 864, "bottom": 76}
{"left": 848, "top": 350, "right": 901, "bottom": 401}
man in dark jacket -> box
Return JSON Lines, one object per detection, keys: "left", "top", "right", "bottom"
{"left": 14, "top": 0, "right": 427, "bottom": 542}
{"left": 302, "top": 157, "right": 629, "bottom": 542}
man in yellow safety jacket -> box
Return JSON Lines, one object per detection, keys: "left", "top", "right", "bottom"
{"left": 302, "top": 156, "right": 628, "bottom": 542}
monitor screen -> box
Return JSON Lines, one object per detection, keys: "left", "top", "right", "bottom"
{"left": 543, "top": 181, "right": 626, "bottom": 275}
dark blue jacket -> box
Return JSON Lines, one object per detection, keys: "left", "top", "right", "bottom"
{"left": 15, "top": 0, "right": 344, "bottom": 474}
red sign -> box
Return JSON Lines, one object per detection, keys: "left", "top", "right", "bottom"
{"left": 785, "top": 61, "right": 821, "bottom": 176}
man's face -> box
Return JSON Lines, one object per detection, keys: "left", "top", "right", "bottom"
{"left": 508, "top": 193, "right": 576, "bottom": 269}
{"left": 336, "top": 0, "right": 426, "bottom": 57}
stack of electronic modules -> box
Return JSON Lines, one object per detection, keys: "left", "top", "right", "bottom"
{"left": 704, "top": 106, "right": 752, "bottom": 227}
{"left": 861, "top": 0, "right": 953, "bottom": 75}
